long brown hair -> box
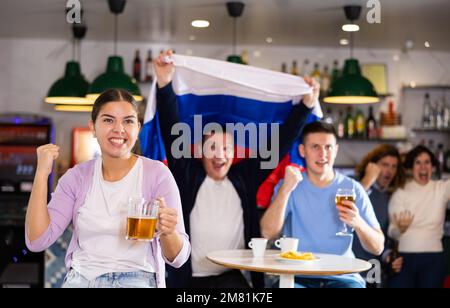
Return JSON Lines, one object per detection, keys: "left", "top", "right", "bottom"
{"left": 355, "top": 144, "right": 406, "bottom": 192}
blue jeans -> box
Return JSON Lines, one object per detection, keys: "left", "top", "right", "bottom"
{"left": 294, "top": 277, "right": 365, "bottom": 288}
{"left": 62, "top": 269, "right": 157, "bottom": 288}
{"left": 389, "top": 252, "right": 445, "bottom": 288}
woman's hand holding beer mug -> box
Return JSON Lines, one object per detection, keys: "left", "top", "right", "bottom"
{"left": 156, "top": 197, "right": 179, "bottom": 236}
{"left": 156, "top": 197, "right": 184, "bottom": 262}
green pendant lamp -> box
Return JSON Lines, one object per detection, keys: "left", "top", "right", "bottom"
{"left": 324, "top": 6, "right": 379, "bottom": 104}
{"left": 226, "top": 2, "right": 245, "bottom": 64}
{"left": 45, "top": 61, "right": 90, "bottom": 105}
{"left": 86, "top": 56, "right": 142, "bottom": 102}
{"left": 45, "top": 24, "right": 90, "bottom": 106}
{"left": 87, "top": 0, "right": 142, "bottom": 102}
{"left": 324, "top": 59, "right": 379, "bottom": 104}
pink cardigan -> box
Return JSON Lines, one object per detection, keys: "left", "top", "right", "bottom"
{"left": 25, "top": 157, "right": 191, "bottom": 288}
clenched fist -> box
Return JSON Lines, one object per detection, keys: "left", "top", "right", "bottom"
{"left": 365, "top": 162, "right": 381, "bottom": 183}
{"left": 155, "top": 50, "right": 175, "bottom": 89}
{"left": 302, "top": 76, "right": 320, "bottom": 109}
{"left": 282, "top": 166, "right": 303, "bottom": 193}
{"left": 36, "top": 144, "right": 60, "bottom": 177}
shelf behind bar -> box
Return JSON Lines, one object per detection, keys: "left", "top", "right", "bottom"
{"left": 403, "top": 85, "right": 450, "bottom": 91}
{"left": 338, "top": 138, "right": 408, "bottom": 143}
{"left": 412, "top": 128, "right": 450, "bottom": 133}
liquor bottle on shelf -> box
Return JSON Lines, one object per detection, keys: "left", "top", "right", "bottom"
{"left": 366, "top": 106, "right": 378, "bottom": 139}
{"left": 145, "top": 49, "right": 153, "bottom": 83}
{"left": 442, "top": 96, "right": 450, "bottom": 129}
{"left": 345, "top": 107, "right": 355, "bottom": 139}
{"left": 428, "top": 139, "right": 436, "bottom": 154}
{"left": 321, "top": 65, "right": 331, "bottom": 98}
{"left": 381, "top": 100, "right": 398, "bottom": 126}
{"left": 323, "top": 108, "right": 335, "bottom": 125}
{"left": 133, "top": 49, "right": 142, "bottom": 82}
{"left": 429, "top": 100, "right": 437, "bottom": 129}
{"left": 281, "top": 63, "right": 287, "bottom": 74}
{"left": 436, "top": 96, "right": 449, "bottom": 130}
{"left": 355, "top": 109, "right": 366, "bottom": 138}
{"left": 422, "top": 93, "right": 432, "bottom": 128}
{"left": 331, "top": 60, "right": 341, "bottom": 88}
{"left": 337, "top": 110, "right": 345, "bottom": 139}
{"left": 241, "top": 50, "right": 249, "bottom": 65}
{"left": 310, "top": 63, "right": 321, "bottom": 85}
{"left": 300, "top": 59, "right": 310, "bottom": 76}
{"left": 388, "top": 101, "right": 397, "bottom": 125}
{"left": 291, "top": 60, "right": 299, "bottom": 76}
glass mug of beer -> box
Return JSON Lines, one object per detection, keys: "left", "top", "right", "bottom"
{"left": 126, "top": 198, "right": 159, "bottom": 241}
{"left": 335, "top": 188, "right": 356, "bottom": 237}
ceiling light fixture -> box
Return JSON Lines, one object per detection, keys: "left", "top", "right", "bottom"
{"left": 342, "top": 24, "right": 360, "bottom": 32}
{"left": 226, "top": 2, "right": 246, "bottom": 64}
{"left": 340, "top": 39, "right": 349, "bottom": 46}
{"left": 87, "top": 0, "right": 142, "bottom": 102}
{"left": 45, "top": 22, "right": 90, "bottom": 106}
{"left": 325, "top": 5, "right": 379, "bottom": 104}
{"left": 341, "top": 5, "right": 361, "bottom": 33}
{"left": 191, "top": 20, "right": 210, "bottom": 28}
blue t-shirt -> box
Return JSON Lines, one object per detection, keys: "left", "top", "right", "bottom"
{"left": 273, "top": 171, "right": 381, "bottom": 285}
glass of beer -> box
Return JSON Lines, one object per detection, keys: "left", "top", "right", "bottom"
{"left": 335, "top": 188, "right": 356, "bottom": 237}
{"left": 126, "top": 198, "right": 159, "bottom": 241}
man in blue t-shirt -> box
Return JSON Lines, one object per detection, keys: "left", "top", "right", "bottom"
{"left": 260, "top": 121, "right": 384, "bottom": 288}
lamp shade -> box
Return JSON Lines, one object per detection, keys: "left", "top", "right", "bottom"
{"left": 45, "top": 61, "right": 91, "bottom": 105}
{"left": 87, "top": 56, "right": 143, "bottom": 102}
{"left": 324, "top": 59, "right": 379, "bottom": 104}
{"left": 54, "top": 105, "right": 93, "bottom": 112}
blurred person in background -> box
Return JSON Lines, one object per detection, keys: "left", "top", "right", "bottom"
{"left": 388, "top": 145, "right": 450, "bottom": 288}
{"left": 353, "top": 144, "right": 406, "bottom": 288}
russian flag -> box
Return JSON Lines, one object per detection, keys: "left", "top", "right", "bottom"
{"left": 140, "top": 54, "right": 322, "bottom": 208}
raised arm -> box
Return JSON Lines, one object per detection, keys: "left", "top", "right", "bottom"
{"left": 154, "top": 50, "right": 181, "bottom": 158}
{"left": 25, "top": 144, "right": 59, "bottom": 242}
{"left": 360, "top": 163, "right": 381, "bottom": 191}
{"left": 260, "top": 166, "right": 303, "bottom": 240}
{"left": 255, "top": 77, "right": 319, "bottom": 183}
{"left": 278, "top": 77, "right": 319, "bottom": 155}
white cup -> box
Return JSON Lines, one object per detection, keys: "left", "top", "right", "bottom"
{"left": 275, "top": 237, "right": 299, "bottom": 253}
{"left": 248, "top": 238, "right": 268, "bottom": 258}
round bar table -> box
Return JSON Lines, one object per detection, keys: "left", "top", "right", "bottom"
{"left": 207, "top": 249, "right": 372, "bottom": 288}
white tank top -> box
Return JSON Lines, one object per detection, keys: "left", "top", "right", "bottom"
{"left": 72, "top": 157, "right": 155, "bottom": 280}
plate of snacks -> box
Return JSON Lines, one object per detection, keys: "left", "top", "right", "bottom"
{"left": 276, "top": 251, "right": 320, "bottom": 263}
